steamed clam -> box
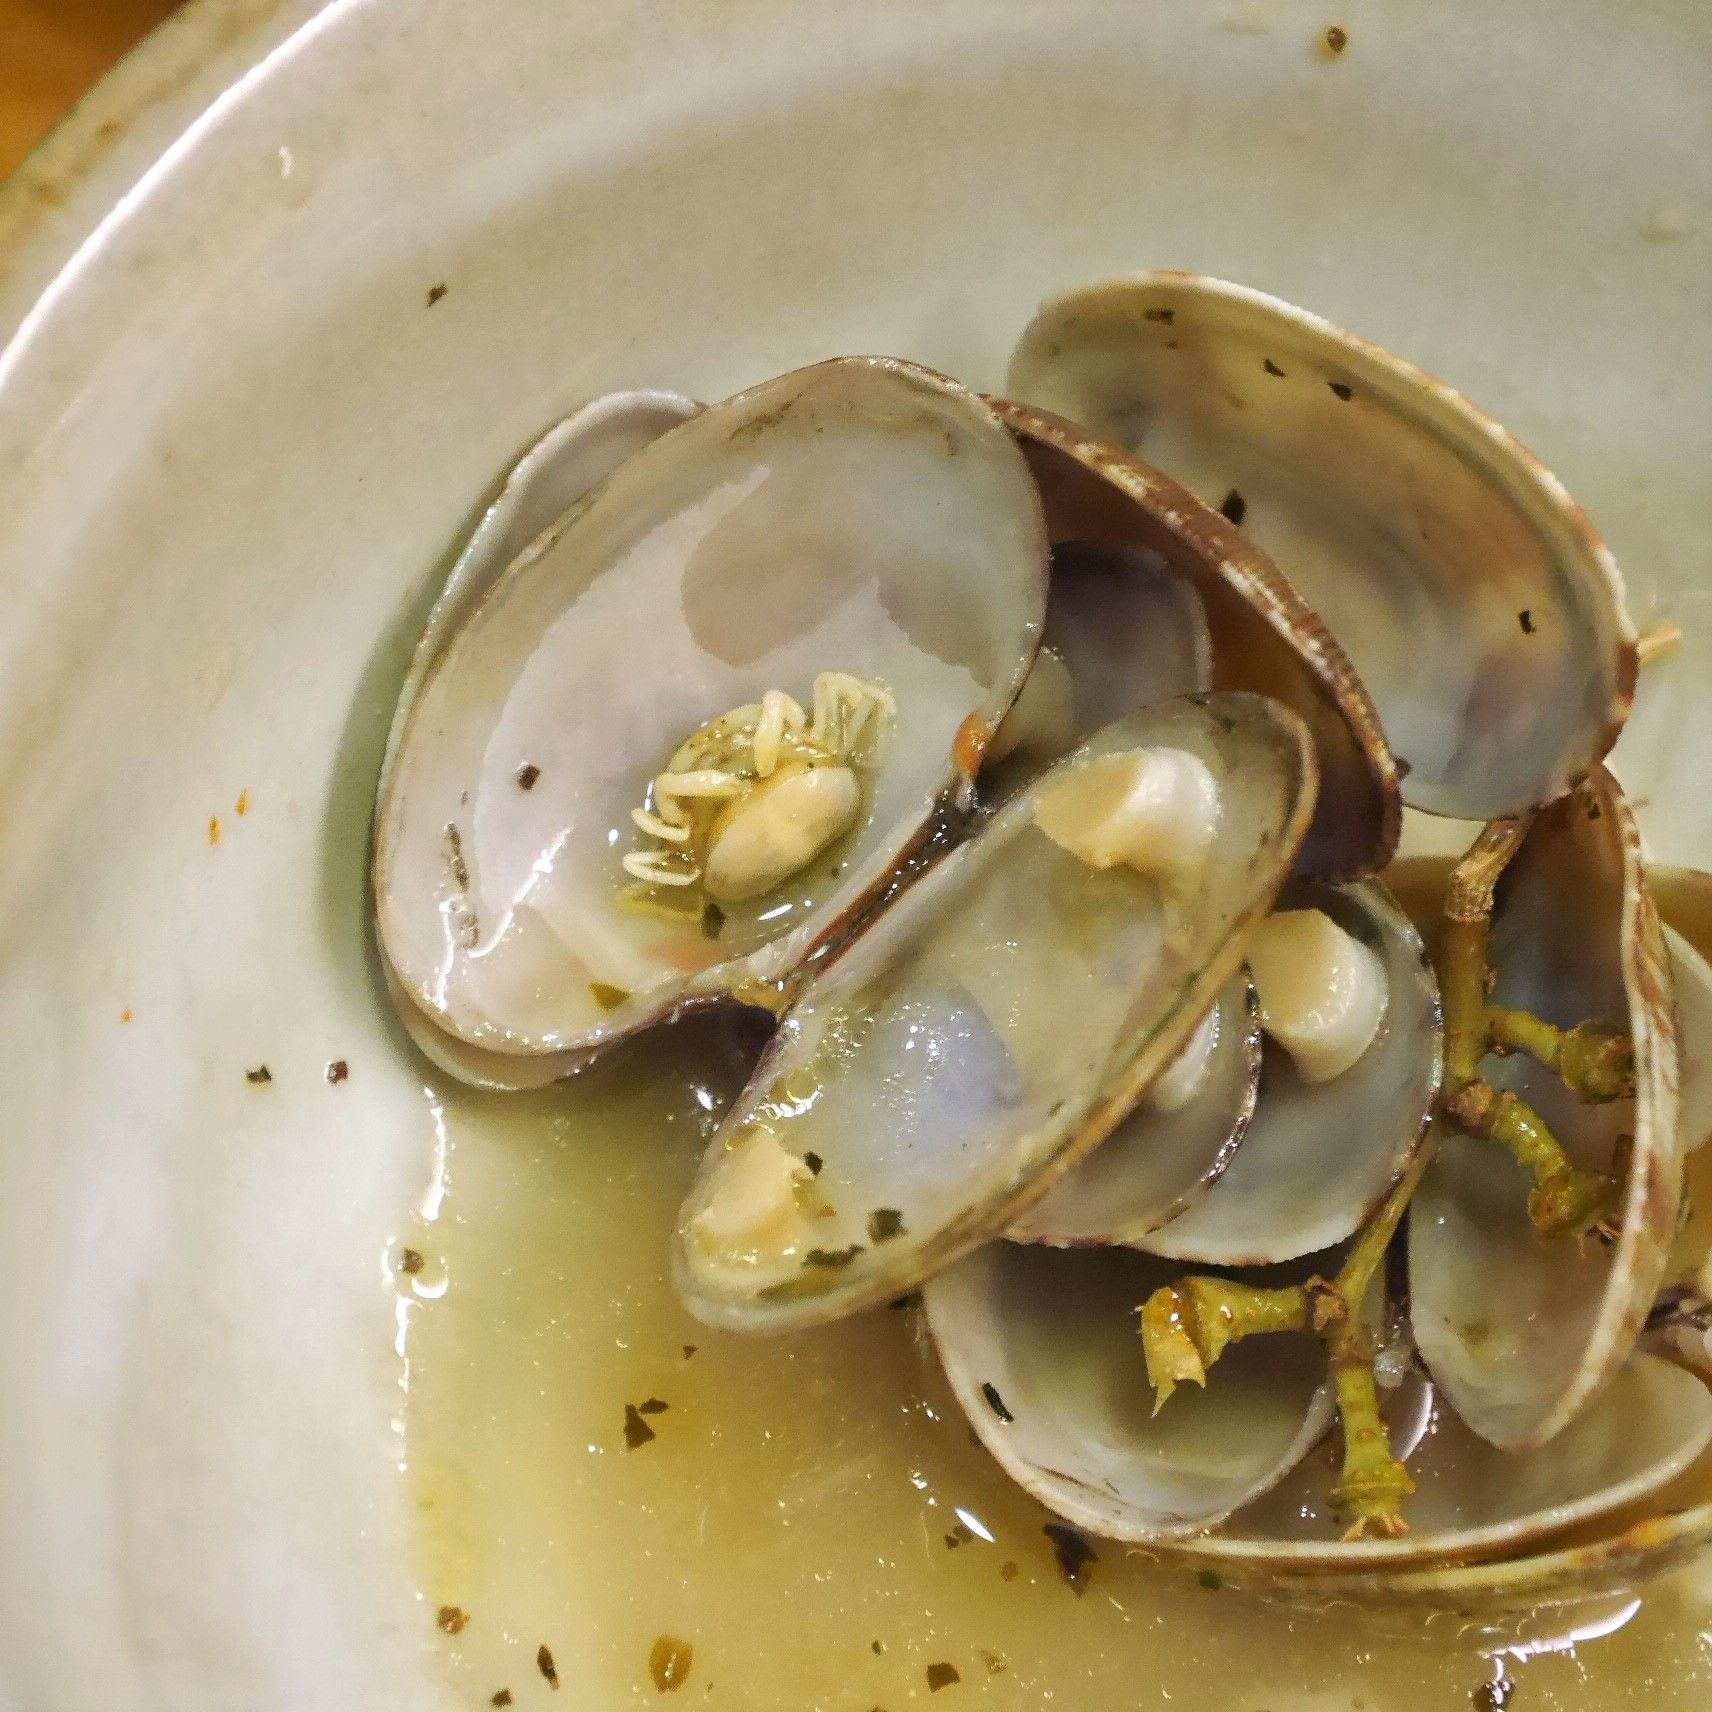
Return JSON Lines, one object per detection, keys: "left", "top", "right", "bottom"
{"left": 371, "top": 274, "right": 1712, "bottom": 1619}
{"left": 1007, "top": 271, "right": 1638, "bottom": 823}
{"left": 374, "top": 357, "right": 1052, "bottom": 1072}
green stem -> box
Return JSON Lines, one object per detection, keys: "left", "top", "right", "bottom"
{"left": 1328, "top": 1334, "right": 1416, "bottom": 1539}
{"left": 1139, "top": 1277, "right": 1307, "bottom": 1412}
{"left": 1446, "top": 1078, "right": 1608, "bottom": 1236}
{"left": 1486, "top": 1009, "right": 1636, "bottom": 1104}
{"left": 1332, "top": 1141, "right": 1437, "bottom": 1312}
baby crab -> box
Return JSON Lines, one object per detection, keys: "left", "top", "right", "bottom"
{"left": 622, "top": 671, "right": 897, "bottom": 907}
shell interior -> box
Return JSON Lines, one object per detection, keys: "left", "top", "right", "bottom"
{"left": 374, "top": 358, "right": 1050, "bottom": 1061}
{"left": 673, "top": 693, "right": 1318, "bottom": 1331}
{"left": 1006, "top": 272, "right": 1637, "bottom": 822}
{"left": 1138, "top": 877, "right": 1441, "bottom": 1266}
{"left": 985, "top": 537, "right": 1211, "bottom": 793}
{"left": 923, "top": 1240, "right": 1335, "bottom": 1541}
{"left": 1187, "top": 1353, "right": 1712, "bottom": 1571}
{"left": 1008, "top": 971, "right": 1259, "bottom": 1247}
{"left": 1410, "top": 769, "right": 1682, "bottom": 1449}
{"left": 990, "top": 396, "right": 1398, "bottom": 881}
{"left": 375, "top": 389, "right": 701, "bottom": 1088}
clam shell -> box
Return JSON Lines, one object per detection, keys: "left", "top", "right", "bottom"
{"left": 1410, "top": 768, "right": 1681, "bottom": 1449}
{"left": 375, "top": 389, "right": 700, "bottom": 1088}
{"left": 923, "top": 1242, "right": 1335, "bottom": 1541}
{"left": 1006, "top": 272, "right": 1638, "bottom": 823}
{"left": 1668, "top": 924, "right": 1712, "bottom": 1153}
{"left": 1179, "top": 1355, "right": 1712, "bottom": 1577}
{"left": 1139, "top": 878, "right": 1441, "bottom": 1265}
{"left": 375, "top": 358, "right": 1050, "bottom": 1067}
{"left": 986, "top": 538, "right": 1211, "bottom": 790}
{"left": 673, "top": 693, "right": 1318, "bottom": 1331}
{"left": 1007, "top": 972, "right": 1259, "bottom": 1246}
{"left": 990, "top": 397, "right": 1397, "bottom": 882}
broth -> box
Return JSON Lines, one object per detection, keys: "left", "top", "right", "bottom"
{"left": 399, "top": 866, "right": 1712, "bottom": 1709}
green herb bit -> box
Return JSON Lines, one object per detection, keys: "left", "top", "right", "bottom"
{"left": 589, "top": 980, "right": 630, "bottom": 1012}
{"left": 803, "top": 1244, "right": 864, "bottom": 1269}
{"left": 866, "top": 1207, "right": 906, "bottom": 1243}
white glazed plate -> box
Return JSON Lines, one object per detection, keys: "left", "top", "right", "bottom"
{"left": 0, "top": 3, "right": 1708, "bottom": 1708}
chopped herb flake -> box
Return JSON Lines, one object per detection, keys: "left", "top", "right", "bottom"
{"left": 590, "top": 981, "right": 630, "bottom": 1012}
{"left": 1472, "top": 1680, "right": 1514, "bottom": 1711}
{"left": 491, "top": 1693, "right": 513, "bottom": 1708}
{"left": 867, "top": 1207, "right": 906, "bottom": 1243}
{"left": 701, "top": 900, "right": 726, "bottom": 939}
{"left": 326, "top": 1058, "right": 349, "bottom": 1084}
{"left": 1197, "top": 1568, "right": 1223, "bottom": 1590}
{"left": 623, "top": 1404, "right": 658, "bottom": 1449}
{"left": 1324, "top": 24, "right": 1348, "bottom": 54}
{"left": 537, "top": 1644, "right": 559, "bottom": 1689}
{"left": 981, "top": 1382, "right": 1015, "bottom": 1423}
{"left": 944, "top": 1522, "right": 974, "bottom": 1549}
{"left": 1518, "top": 609, "right": 1536, "bottom": 634}
{"left": 926, "top": 1662, "right": 961, "bottom": 1692}
{"left": 400, "top": 1248, "right": 425, "bottom": 1275}
{"left": 1329, "top": 380, "right": 1354, "bottom": 400}
{"left": 1044, "top": 1522, "right": 1097, "bottom": 1591}
{"left": 1000, "top": 1560, "right": 1019, "bottom": 1581}
{"left": 682, "top": 1344, "right": 698, "bottom": 1359}
{"left": 871, "top": 1640, "right": 884, "bottom": 1656}
{"left": 245, "top": 1065, "right": 272, "bottom": 1085}
{"left": 980, "top": 1650, "right": 1007, "bottom": 1676}
{"left": 803, "top": 1151, "right": 825, "bottom": 1176}
{"left": 804, "top": 1244, "right": 864, "bottom": 1269}
{"left": 436, "top": 1605, "right": 468, "bottom": 1634}
{"left": 427, "top": 282, "right": 448, "bottom": 306}
{"left": 1219, "top": 489, "right": 1247, "bottom": 526}
{"left": 1143, "top": 307, "right": 1176, "bottom": 324}
{"left": 637, "top": 1397, "right": 670, "bottom": 1416}
{"left": 1263, "top": 357, "right": 1286, "bottom": 376}
{"left": 649, "top": 1635, "right": 694, "bottom": 1693}
{"left": 516, "top": 763, "right": 541, "bottom": 790}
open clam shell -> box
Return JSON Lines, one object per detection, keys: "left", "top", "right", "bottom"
{"left": 1668, "top": 925, "right": 1712, "bottom": 1154}
{"left": 1173, "top": 1354, "right": 1712, "bottom": 1578}
{"left": 1006, "top": 272, "right": 1638, "bottom": 824}
{"left": 1138, "top": 878, "right": 1441, "bottom": 1265}
{"left": 1410, "top": 769, "right": 1681, "bottom": 1449}
{"left": 672, "top": 693, "right": 1317, "bottom": 1331}
{"left": 375, "top": 389, "right": 701, "bottom": 1088}
{"left": 990, "top": 397, "right": 1397, "bottom": 881}
{"left": 374, "top": 357, "right": 1051, "bottom": 1069}
{"left": 924, "top": 1242, "right": 1335, "bottom": 1542}
{"left": 1007, "top": 971, "right": 1259, "bottom": 1247}
{"left": 987, "top": 538, "right": 1211, "bottom": 788}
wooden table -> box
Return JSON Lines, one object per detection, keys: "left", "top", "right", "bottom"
{"left": 0, "top": 0, "right": 184, "bottom": 178}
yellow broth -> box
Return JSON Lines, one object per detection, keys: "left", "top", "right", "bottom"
{"left": 400, "top": 868, "right": 1712, "bottom": 1709}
